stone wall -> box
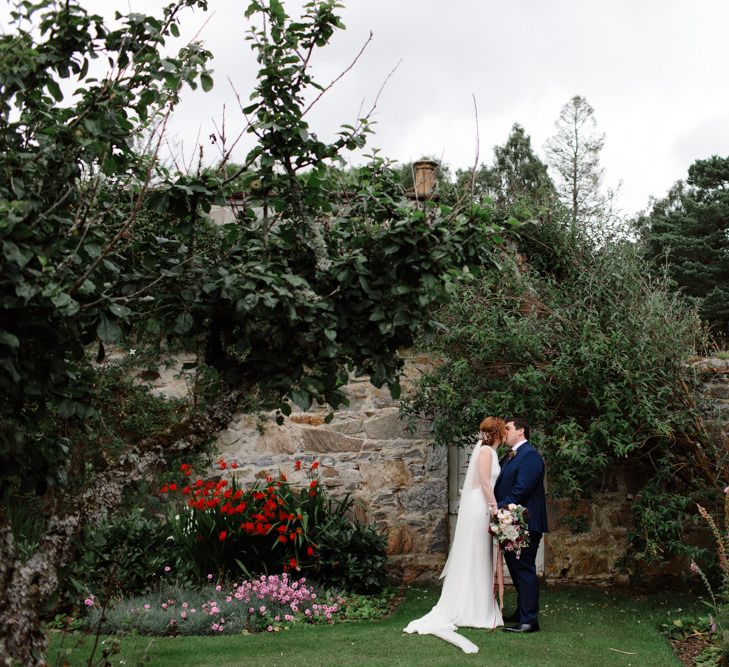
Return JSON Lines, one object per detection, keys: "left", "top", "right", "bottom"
{"left": 213, "top": 353, "right": 448, "bottom": 583}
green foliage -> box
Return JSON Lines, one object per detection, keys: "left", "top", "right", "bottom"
{"left": 59, "top": 507, "right": 180, "bottom": 607}
{"left": 0, "top": 0, "right": 213, "bottom": 500}
{"left": 637, "top": 155, "right": 729, "bottom": 336}
{"left": 309, "top": 495, "right": 388, "bottom": 594}
{"left": 0, "top": 0, "right": 504, "bottom": 505}
{"left": 453, "top": 123, "right": 557, "bottom": 222}
{"left": 403, "top": 217, "right": 717, "bottom": 564}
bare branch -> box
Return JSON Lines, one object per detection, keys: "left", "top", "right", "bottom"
{"left": 470, "top": 94, "right": 480, "bottom": 200}
{"left": 302, "top": 31, "right": 373, "bottom": 117}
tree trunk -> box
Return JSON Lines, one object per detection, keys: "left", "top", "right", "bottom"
{"left": 0, "top": 396, "right": 237, "bottom": 665}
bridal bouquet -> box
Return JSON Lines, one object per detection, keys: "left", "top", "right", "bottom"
{"left": 489, "top": 503, "right": 530, "bottom": 559}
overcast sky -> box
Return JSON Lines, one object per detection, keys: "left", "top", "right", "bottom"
{"left": 6, "top": 1, "right": 729, "bottom": 217}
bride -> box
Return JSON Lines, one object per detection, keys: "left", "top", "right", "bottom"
{"left": 403, "top": 416, "right": 505, "bottom": 653}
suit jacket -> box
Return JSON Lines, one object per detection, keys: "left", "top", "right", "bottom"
{"left": 494, "top": 441, "right": 548, "bottom": 533}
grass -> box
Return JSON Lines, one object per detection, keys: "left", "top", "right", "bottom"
{"left": 48, "top": 584, "right": 704, "bottom": 667}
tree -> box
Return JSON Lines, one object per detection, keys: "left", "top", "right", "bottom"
{"left": 0, "top": 1, "right": 504, "bottom": 662}
{"left": 453, "top": 123, "right": 556, "bottom": 222}
{"left": 402, "top": 218, "right": 717, "bottom": 570}
{"left": 636, "top": 155, "right": 729, "bottom": 335}
{"left": 545, "top": 95, "right": 608, "bottom": 228}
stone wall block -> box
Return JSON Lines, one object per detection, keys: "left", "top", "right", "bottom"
{"left": 256, "top": 425, "right": 299, "bottom": 454}
{"left": 363, "top": 410, "right": 430, "bottom": 440}
{"left": 328, "top": 418, "right": 365, "bottom": 436}
{"left": 359, "top": 460, "right": 413, "bottom": 489}
{"left": 399, "top": 480, "right": 446, "bottom": 513}
{"left": 300, "top": 428, "right": 364, "bottom": 453}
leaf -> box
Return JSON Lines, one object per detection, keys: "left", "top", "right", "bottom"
{"left": 290, "top": 388, "right": 311, "bottom": 411}
{"left": 0, "top": 331, "right": 20, "bottom": 350}
{"left": 58, "top": 399, "right": 78, "bottom": 418}
{"left": 387, "top": 381, "right": 401, "bottom": 400}
{"left": 323, "top": 329, "right": 337, "bottom": 342}
{"left": 109, "top": 302, "right": 132, "bottom": 320}
{"left": 200, "top": 73, "right": 214, "bottom": 92}
{"left": 46, "top": 79, "right": 63, "bottom": 102}
{"left": 174, "top": 311, "right": 194, "bottom": 334}
{"left": 3, "top": 241, "right": 31, "bottom": 268}
{"left": 97, "top": 315, "right": 122, "bottom": 343}
{"left": 170, "top": 22, "right": 180, "bottom": 37}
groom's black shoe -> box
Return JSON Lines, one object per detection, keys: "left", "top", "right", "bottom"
{"left": 503, "top": 623, "right": 539, "bottom": 633}
{"left": 503, "top": 611, "right": 519, "bottom": 623}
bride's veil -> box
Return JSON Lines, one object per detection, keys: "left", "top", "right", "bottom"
{"left": 403, "top": 438, "right": 491, "bottom": 653}
{"left": 440, "top": 438, "right": 482, "bottom": 580}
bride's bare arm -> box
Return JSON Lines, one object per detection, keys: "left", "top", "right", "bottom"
{"left": 477, "top": 447, "right": 498, "bottom": 512}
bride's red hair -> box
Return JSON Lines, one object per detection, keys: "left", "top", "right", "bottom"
{"left": 479, "top": 416, "right": 506, "bottom": 444}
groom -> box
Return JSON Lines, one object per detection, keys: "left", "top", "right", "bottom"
{"left": 494, "top": 417, "right": 548, "bottom": 633}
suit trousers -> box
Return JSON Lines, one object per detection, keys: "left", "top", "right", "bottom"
{"left": 504, "top": 531, "right": 542, "bottom": 626}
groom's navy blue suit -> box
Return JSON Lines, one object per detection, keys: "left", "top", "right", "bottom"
{"left": 494, "top": 441, "right": 547, "bottom": 627}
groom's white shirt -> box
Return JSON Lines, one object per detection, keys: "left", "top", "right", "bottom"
{"left": 511, "top": 439, "right": 527, "bottom": 453}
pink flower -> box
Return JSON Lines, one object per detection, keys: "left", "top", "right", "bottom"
{"left": 207, "top": 574, "right": 214, "bottom": 580}
{"left": 267, "top": 625, "right": 273, "bottom": 632}
{"left": 724, "top": 486, "right": 729, "bottom": 495}
{"left": 215, "top": 585, "right": 222, "bottom": 592}
{"left": 162, "top": 603, "right": 168, "bottom": 610}
{"left": 191, "top": 608, "right": 197, "bottom": 614}
{"left": 690, "top": 561, "right": 701, "bottom": 575}
{"left": 182, "top": 602, "right": 189, "bottom": 609}
{"left": 84, "top": 598, "right": 94, "bottom": 607}
{"left": 212, "top": 623, "right": 219, "bottom": 631}
{"left": 164, "top": 566, "right": 171, "bottom": 573}
{"left": 143, "top": 604, "right": 151, "bottom": 610}
{"left": 180, "top": 612, "right": 187, "bottom": 619}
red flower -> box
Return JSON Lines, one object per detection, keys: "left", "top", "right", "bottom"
{"left": 289, "top": 533, "right": 296, "bottom": 541}
{"left": 307, "top": 546, "right": 314, "bottom": 556}
{"left": 289, "top": 558, "right": 298, "bottom": 569}
{"left": 233, "top": 490, "right": 243, "bottom": 500}
{"left": 311, "top": 461, "right": 319, "bottom": 470}
{"left": 169, "top": 483, "right": 177, "bottom": 491}
{"left": 280, "top": 472, "right": 287, "bottom": 482}
{"left": 218, "top": 530, "right": 227, "bottom": 541}
{"left": 295, "top": 460, "right": 302, "bottom": 471}
{"left": 309, "top": 490, "right": 317, "bottom": 497}
{"left": 309, "top": 480, "right": 317, "bottom": 488}
{"left": 277, "top": 525, "right": 287, "bottom": 534}
{"left": 231, "top": 462, "right": 238, "bottom": 469}
{"left": 159, "top": 484, "right": 169, "bottom": 493}
{"left": 278, "top": 535, "right": 287, "bottom": 544}
{"left": 182, "top": 486, "right": 191, "bottom": 495}
{"left": 217, "top": 458, "right": 227, "bottom": 470}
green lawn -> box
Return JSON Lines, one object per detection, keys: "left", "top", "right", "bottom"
{"left": 48, "top": 584, "right": 702, "bottom": 666}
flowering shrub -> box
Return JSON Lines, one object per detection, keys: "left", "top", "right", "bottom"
{"left": 84, "top": 573, "right": 349, "bottom": 635}
{"left": 161, "top": 458, "right": 387, "bottom": 592}
{"left": 676, "top": 489, "right": 729, "bottom": 665}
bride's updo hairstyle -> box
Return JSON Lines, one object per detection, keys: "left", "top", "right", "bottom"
{"left": 479, "top": 416, "right": 506, "bottom": 445}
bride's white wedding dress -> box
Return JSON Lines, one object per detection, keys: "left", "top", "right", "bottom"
{"left": 403, "top": 442, "right": 502, "bottom": 653}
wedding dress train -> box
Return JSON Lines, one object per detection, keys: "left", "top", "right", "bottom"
{"left": 403, "top": 442, "right": 502, "bottom": 653}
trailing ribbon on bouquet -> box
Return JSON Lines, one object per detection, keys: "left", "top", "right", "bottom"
{"left": 493, "top": 547, "right": 504, "bottom": 611}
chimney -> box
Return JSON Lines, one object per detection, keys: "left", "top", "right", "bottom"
{"left": 412, "top": 159, "right": 439, "bottom": 199}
